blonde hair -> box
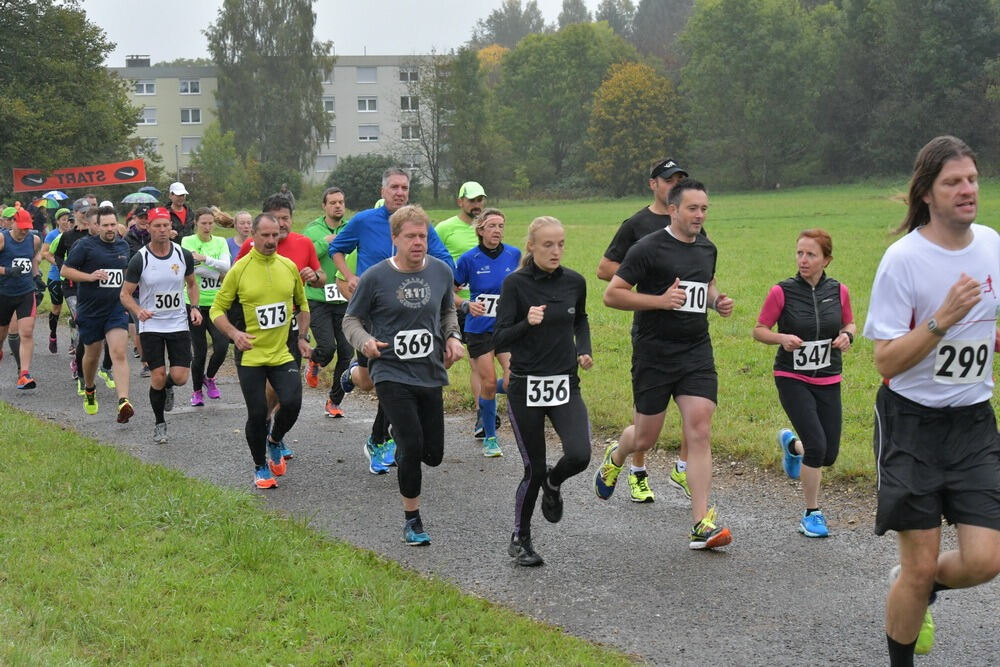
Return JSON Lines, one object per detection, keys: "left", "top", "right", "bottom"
{"left": 473, "top": 207, "right": 505, "bottom": 240}
{"left": 389, "top": 204, "right": 430, "bottom": 237}
{"left": 520, "top": 216, "right": 563, "bottom": 269}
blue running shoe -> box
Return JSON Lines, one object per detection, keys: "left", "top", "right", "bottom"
{"left": 777, "top": 428, "right": 803, "bottom": 479}
{"left": 402, "top": 517, "right": 430, "bottom": 546}
{"left": 594, "top": 443, "right": 623, "bottom": 500}
{"left": 799, "top": 510, "right": 829, "bottom": 538}
{"left": 267, "top": 441, "right": 286, "bottom": 477}
{"left": 382, "top": 439, "right": 396, "bottom": 467}
{"left": 280, "top": 443, "right": 294, "bottom": 461}
{"left": 254, "top": 465, "right": 277, "bottom": 489}
{"left": 341, "top": 359, "right": 358, "bottom": 394}
{"left": 365, "top": 437, "right": 388, "bottom": 475}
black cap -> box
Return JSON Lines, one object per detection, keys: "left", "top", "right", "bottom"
{"left": 134, "top": 204, "right": 150, "bottom": 217}
{"left": 650, "top": 158, "right": 687, "bottom": 181}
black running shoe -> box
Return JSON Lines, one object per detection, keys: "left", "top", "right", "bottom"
{"left": 540, "top": 465, "right": 563, "bottom": 523}
{"left": 508, "top": 533, "right": 544, "bottom": 567}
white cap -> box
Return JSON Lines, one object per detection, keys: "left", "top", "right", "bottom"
{"left": 168, "top": 182, "right": 189, "bottom": 196}
{"left": 99, "top": 200, "right": 114, "bottom": 208}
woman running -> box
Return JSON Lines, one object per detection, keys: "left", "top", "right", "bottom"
{"left": 453, "top": 208, "right": 521, "bottom": 458}
{"left": 494, "top": 216, "right": 593, "bottom": 566}
{"left": 752, "top": 228, "right": 855, "bottom": 538}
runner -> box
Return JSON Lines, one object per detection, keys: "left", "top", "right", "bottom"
{"left": 597, "top": 158, "right": 691, "bottom": 503}
{"left": 211, "top": 213, "right": 312, "bottom": 489}
{"left": 599, "top": 178, "right": 734, "bottom": 550}
{"left": 752, "top": 229, "right": 856, "bottom": 537}
{"left": 226, "top": 211, "right": 252, "bottom": 261}
{"left": 0, "top": 209, "right": 42, "bottom": 388}
{"left": 182, "top": 207, "right": 231, "bottom": 406}
{"left": 120, "top": 207, "right": 201, "bottom": 443}
{"left": 124, "top": 205, "right": 152, "bottom": 376}
{"left": 864, "top": 136, "right": 1000, "bottom": 664}
{"left": 0, "top": 206, "right": 23, "bottom": 374}
{"left": 342, "top": 204, "right": 464, "bottom": 545}
{"left": 303, "top": 187, "right": 351, "bottom": 417}
{"left": 453, "top": 207, "right": 521, "bottom": 457}
{"left": 52, "top": 199, "right": 94, "bottom": 380}
{"left": 494, "top": 216, "right": 593, "bottom": 566}
{"left": 60, "top": 205, "right": 133, "bottom": 422}
{"left": 166, "top": 182, "right": 195, "bottom": 239}
{"left": 41, "top": 207, "right": 71, "bottom": 354}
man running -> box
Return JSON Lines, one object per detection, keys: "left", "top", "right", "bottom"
{"left": 120, "top": 207, "right": 201, "bottom": 443}
{"left": 599, "top": 178, "right": 734, "bottom": 550}
{"left": 0, "top": 209, "right": 42, "bottom": 388}
{"left": 864, "top": 136, "right": 1000, "bottom": 665}
{"left": 41, "top": 207, "right": 72, "bottom": 353}
{"left": 597, "top": 158, "right": 691, "bottom": 503}
{"left": 60, "top": 205, "right": 133, "bottom": 422}
{"left": 167, "top": 182, "right": 195, "bottom": 239}
{"left": 211, "top": 213, "right": 311, "bottom": 489}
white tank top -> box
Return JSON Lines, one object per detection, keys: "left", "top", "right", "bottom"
{"left": 136, "top": 243, "right": 190, "bottom": 333}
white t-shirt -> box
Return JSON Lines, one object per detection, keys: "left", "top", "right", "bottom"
{"left": 864, "top": 223, "right": 1000, "bottom": 407}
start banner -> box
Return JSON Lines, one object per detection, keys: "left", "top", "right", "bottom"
{"left": 12, "top": 159, "right": 146, "bottom": 192}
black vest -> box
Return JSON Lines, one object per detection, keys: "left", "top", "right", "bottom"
{"left": 774, "top": 273, "right": 844, "bottom": 378}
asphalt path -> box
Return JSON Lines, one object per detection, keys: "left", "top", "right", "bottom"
{"left": 4, "top": 323, "right": 998, "bottom": 665}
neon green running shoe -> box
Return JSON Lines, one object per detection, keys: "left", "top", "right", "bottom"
{"left": 915, "top": 609, "right": 934, "bottom": 655}
{"left": 76, "top": 378, "right": 85, "bottom": 396}
{"left": 83, "top": 389, "right": 98, "bottom": 415}
{"left": 594, "top": 443, "right": 622, "bottom": 500}
{"left": 628, "top": 470, "right": 655, "bottom": 503}
{"left": 98, "top": 368, "right": 115, "bottom": 390}
{"left": 669, "top": 463, "right": 691, "bottom": 500}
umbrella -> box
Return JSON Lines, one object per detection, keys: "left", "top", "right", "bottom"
{"left": 138, "top": 186, "right": 162, "bottom": 199}
{"left": 32, "top": 197, "right": 59, "bottom": 209}
{"left": 42, "top": 190, "right": 69, "bottom": 201}
{"left": 121, "top": 192, "right": 158, "bottom": 204}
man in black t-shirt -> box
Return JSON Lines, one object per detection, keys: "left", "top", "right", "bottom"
{"left": 597, "top": 157, "right": 692, "bottom": 504}
{"left": 598, "top": 179, "right": 735, "bottom": 551}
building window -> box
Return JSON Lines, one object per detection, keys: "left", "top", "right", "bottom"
{"left": 401, "top": 124, "right": 421, "bottom": 141}
{"left": 357, "top": 97, "right": 377, "bottom": 112}
{"left": 399, "top": 68, "right": 418, "bottom": 82}
{"left": 179, "top": 79, "right": 200, "bottom": 94}
{"left": 315, "top": 155, "right": 338, "bottom": 173}
{"left": 139, "top": 107, "right": 157, "bottom": 125}
{"left": 322, "top": 69, "right": 335, "bottom": 84}
{"left": 358, "top": 124, "right": 379, "bottom": 142}
{"left": 323, "top": 96, "right": 335, "bottom": 113}
{"left": 134, "top": 80, "right": 155, "bottom": 95}
{"left": 180, "top": 108, "right": 201, "bottom": 124}
{"left": 356, "top": 66, "right": 376, "bottom": 83}
{"left": 181, "top": 136, "right": 202, "bottom": 155}
{"left": 327, "top": 125, "right": 336, "bottom": 143}
{"left": 400, "top": 96, "right": 418, "bottom": 111}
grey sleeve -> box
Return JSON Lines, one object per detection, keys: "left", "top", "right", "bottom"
{"left": 342, "top": 315, "right": 371, "bottom": 351}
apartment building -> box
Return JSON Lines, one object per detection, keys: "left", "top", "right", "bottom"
{"left": 110, "top": 54, "right": 431, "bottom": 183}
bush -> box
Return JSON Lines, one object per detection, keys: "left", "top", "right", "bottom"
{"left": 257, "top": 162, "right": 303, "bottom": 203}
{"left": 325, "top": 154, "right": 424, "bottom": 212}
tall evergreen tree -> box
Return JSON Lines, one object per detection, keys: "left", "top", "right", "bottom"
{"left": 559, "top": 0, "right": 593, "bottom": 28}
{"left": 595, "top": 0, "right": 636, "bottom": 38}
{"left": 469, "top": 0, "right": 548, "bottom": 48}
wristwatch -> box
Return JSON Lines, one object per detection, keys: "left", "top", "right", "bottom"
{"left": 927, "top": 318, "right": 946, "bottom": 336}
{"left": 447, "top": 331, "right": 463, "bottom": 342}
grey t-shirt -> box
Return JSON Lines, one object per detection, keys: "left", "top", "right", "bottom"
{"left": 344, "top": 256, "right": 457, "bottom": 388}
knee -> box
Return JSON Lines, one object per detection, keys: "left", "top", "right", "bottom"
{"left": 963, "top": 550, "right": 1000, "bottom": 582}
{"left": 563, "top": 450, "right": 591, "bottom": 475}
{"left": 480, "top": 385, "right": 496, "bottom": 400}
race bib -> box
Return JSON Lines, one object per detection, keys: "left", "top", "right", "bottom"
{"left": 475, "top": 293, "right": 499, "bottom": 318}
{"left": 255, "top": 302, "right": 287, "bottom": 330}
{"left": 675, "top": 280, "right": 708, "bottom": 313}
{"left": 934, "top": 339, "right": 990, "bottom": 385}
{"left": 323, "top": 283, "right": 345, "bottom": 303}
{"left": 10, "top": 258, "right": 32, "bottom": 272}
{"left": 793, "top": 339, "right": 832, "bottom": 371}
{"left": 99, "top": 268, "right": 123, "bottom": 288}
{"left": 526, "top": 374, "right": 570, "bottom": 407}
{"left": 154, "top": 291, "right": 182, "bottom": 310}
{"left": 393, "top": 328, "right": 433, "bottom": 360}
{"left": 200, "top": 274, "right": 222, "bottom": 290}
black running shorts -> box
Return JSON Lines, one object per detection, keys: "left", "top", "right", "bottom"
{"left": 140, "top": 330, "right": 193, "bottom": 370}
{"left": 0, "top": 291, "right": 36, "bottom": 326}
{"left": 631, "top": 356, "right": 717, "bottom": 415}
{"left": 466, "top": 332, "right": 496, "bottom": 359}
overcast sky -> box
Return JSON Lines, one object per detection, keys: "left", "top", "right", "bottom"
{"left": 83, "top": 0, "right": 569, "bottom": 66}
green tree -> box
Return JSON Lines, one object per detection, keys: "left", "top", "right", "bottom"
{"left": 496, "top": 22, "right": 639, "bottom": 187}
{"left": 393, "top": 54, "right": 454, "bottom": 203}
{"left": 629, "top": 0, "right": 694, "bottom": 66}
{"left": 154, "top": 57, "right": 215, "bottom": 67}
{"left": 587, "top": 63, "right": 678, "bottom": 196}
{"left": 325, "top": 154, "right": 398, "bottom": 211}
{"left": 188, "top": 123, "right": 243, "bottom": 205}
{"left": 595, "top": 0, "right": 636, "bottom": 39}
{"left": 0, "top": 0, "right": 139, "bottom": 198}
{"left": 470, "top": 0, "right": 548, "bottom": 48}
{"left": 558, "top": 0, "right": 592, "bottom": 28}
{"left": 205, "top": 0, "right": 334, "bottom": 171}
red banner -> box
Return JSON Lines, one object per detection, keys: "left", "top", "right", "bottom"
{"left": 12, "top": 159, "right": 146, "bottom": 192}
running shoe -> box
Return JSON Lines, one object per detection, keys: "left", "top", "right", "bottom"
{"left": 204, "top": 376, "right": 221, "bottom": 399}
{"left": 669, "top": 463, "right": 692, "bottom": 500}
{"left": 98, "top": 368, "right": 115, "bottom": 389}
{"left": 164, "top": 385, "right": 174, "bottom": 412}
{"left": 48, "top": 336, "right": 57, "bottom": 354}
{"left": 83, "top": 389, "right": 98, "bottom": 415}
{"left": 70, "top": 358, "right": 79, "bottom": 380}
{"left": 364, "top": 437, "right": 388, "bottom": 475}
{"left": 267, "top": 440, "right": 287, "bottom": 476}
{"left": 305, "top": 360, "right": 320, "bottom": 388}
{"left": 16, "top": 372, "right": 36, "bottom": 390}
{"left": 594, "top": 443, "right": 622, "bottom": 500}
{"left": 280, "top": 443, "right": 294, "bottom": 461}
{"left": 191, "top": 390, "right": 204, "bottom": 407}
{"left": 540, "top": 466, "right": 563, "bottom": 523}
{"left": 77, "top": 378, "right": 85, "bottom": 396}
{"left": 254, "top": 465, "right": 277, "bottom": 489}
{"left": 153, "top": 422, "right": 168, "bottom": 444}
{"left": 689, "top": 507, "right": 733, "bottom": 550}
{"left": 799, "top": 510, "right": 829, "bottom": 538}
{"left": 324, "top": 399, "right": 344, "bottom": 418}
{"left": 340, "top": 359, "right": 358, "bottom": 394}
{"left": 778, "top": 428, "right": 803, "bottom": 479}
{"left": 402, "top": 517, "right": 430, "bottom": 546}
{"left": 628, "top": 470, "right": 655, "bottom": 503}
{"left": 132, "top": 346, "right": 140, "bottom": 359}
{"left": 888, "top": 565, "right": 936, "bottom": 655}
{"left": 508, "top": 533, "right": 544, "bottom": 566}
{"left": 140, "top": 364, "right": 150, "bottom": 378}
{"left": 474, "top": 413, "right": 503, "bottom": 439}
{"left": 116, "top": 398, "right": 134, "bottom": 424}
{"left": 382, "top": 439, "right": 396, "bottom": 467}
{"left": 482, "top": 436, "right": 503, "bottom": 458}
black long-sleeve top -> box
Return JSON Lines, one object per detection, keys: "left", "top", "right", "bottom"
{"left": 494, "top": 261, "right": 592, "bottom": 379}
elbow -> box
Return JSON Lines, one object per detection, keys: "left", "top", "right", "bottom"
{"left": 596, "top": 267, "right": 611, "bottom": 282}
